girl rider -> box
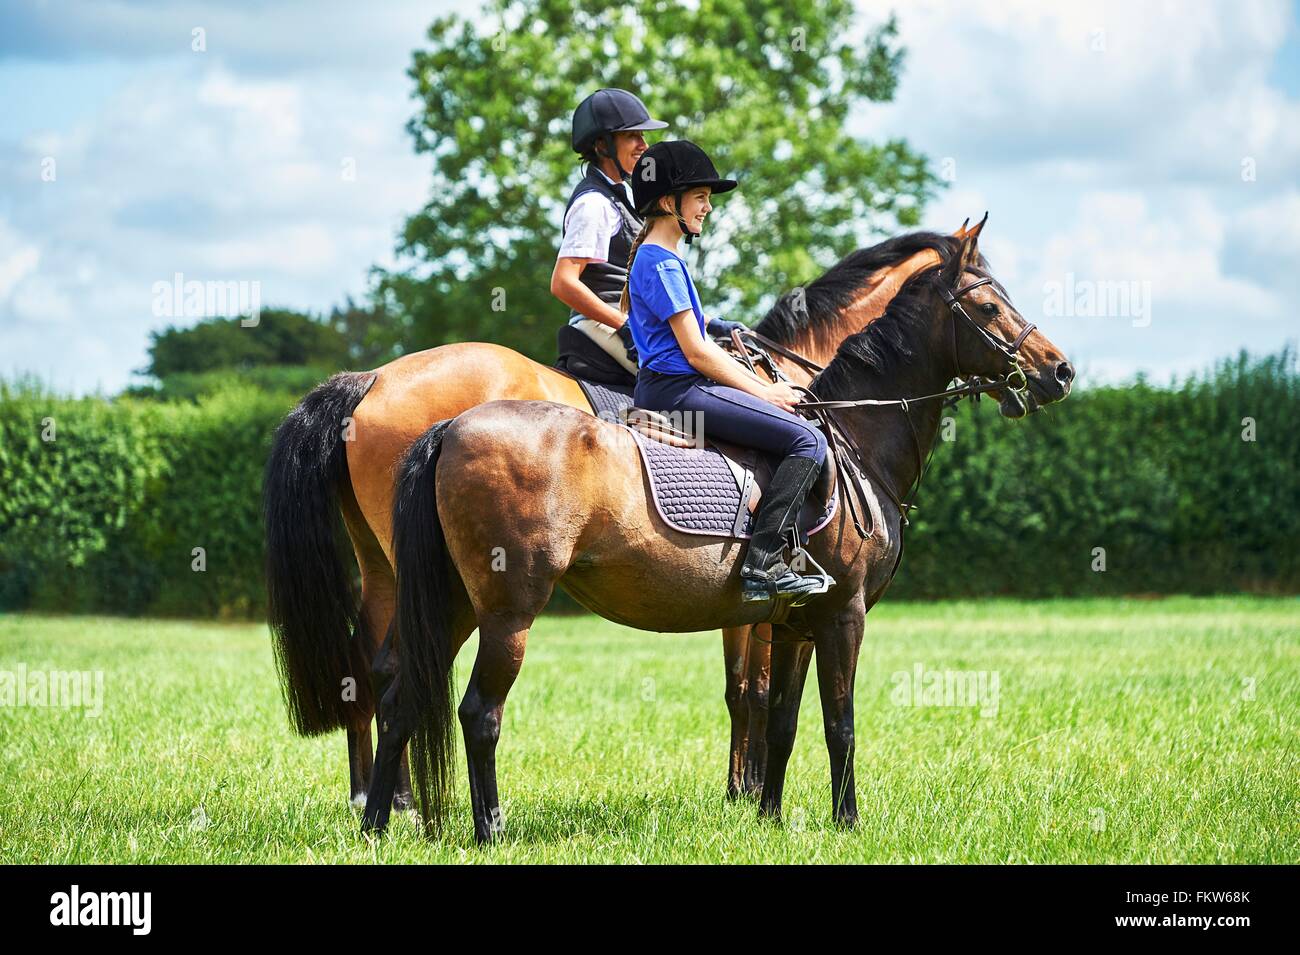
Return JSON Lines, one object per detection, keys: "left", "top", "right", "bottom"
{"left": 622, "top": 140, "right": 834, "bottom": 603}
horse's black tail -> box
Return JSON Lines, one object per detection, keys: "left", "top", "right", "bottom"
{"left": 263, "top": 371, "right": 376, "bottom": 736}
{"left": 392, "top": 419, "right": 459, "bottom": 835}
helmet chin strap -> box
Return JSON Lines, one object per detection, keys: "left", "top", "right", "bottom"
{"left": 673, "top": 193, "right": 700, "bottom": 245}
{"left": 602, "top": 133, "right": 630, "bottom": 181}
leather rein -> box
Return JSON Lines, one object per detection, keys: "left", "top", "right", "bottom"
{"left": 725, "top": 275, "right": 1036, "bottom": 540}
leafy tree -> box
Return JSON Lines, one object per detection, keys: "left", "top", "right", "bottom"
{"left": 327, "top": 295, "right": 405, "bottom": 368}
{"left": 378, "top": 0, "right": 939, "bottom": 362}
{"left": 144, "top": 309, "right": 351, "bottom": 378}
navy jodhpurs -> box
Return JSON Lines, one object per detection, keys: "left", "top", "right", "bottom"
{"left": 634, "top": 369, "right": 827, "bottom": 465}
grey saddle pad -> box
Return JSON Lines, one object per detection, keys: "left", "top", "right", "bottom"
{"left": 576, "top": 378, "right": 635, "bottom": 421}
{"left": 627, "top": 426, "right": 838, "bottom": 540}
{"left": 572, "top": 377, "right": 837, "bottom": 540}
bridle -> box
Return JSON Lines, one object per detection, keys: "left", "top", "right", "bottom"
{"left": 728, "top": 272, "right": 1037, "bottom": 540}
{"left": 939, "top": 275, "right": 1035, "bottom": 394}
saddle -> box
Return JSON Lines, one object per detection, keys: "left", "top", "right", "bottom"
{"left": 554, "top": 324, "right": 636, "bottom": 393}
{"left": 574, "top": 379, "right": 838, "bottom": 543}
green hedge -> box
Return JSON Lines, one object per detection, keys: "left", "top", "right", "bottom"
{"left": 891, "top": 349, "right": 1300, "bottom": 598}
{"left": 0, "top": 380, "right": 293, "bottom": 616}
{"left": 1, "top": 350, "right": 1296, "bottom": 617}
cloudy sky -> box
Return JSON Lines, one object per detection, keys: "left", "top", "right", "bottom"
{"left": 1, "top": 0, "right": 1297, "bottom": 394}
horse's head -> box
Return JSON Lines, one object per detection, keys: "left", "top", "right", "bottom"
{"left": 938, "top": 215, "right": 1074, "bottom": 418}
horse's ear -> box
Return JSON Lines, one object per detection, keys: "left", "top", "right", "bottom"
{"left": 948, "top": 212, "right": 988, "bottom": 279}
{"left": 940, "top": 239, "right": 967, "bottom": 287}
{"left": 954, "top": 218, "right": 971, "bottom": 239}
{"left": 961, "top": 212, "right": 988, "bottom": 266}
{"left": 941, "top": 225, "right": 980, "bottom": 287}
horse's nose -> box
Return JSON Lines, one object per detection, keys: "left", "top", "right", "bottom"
{"left": 1054, "top": 361, "right": 1075, "bottom": 396}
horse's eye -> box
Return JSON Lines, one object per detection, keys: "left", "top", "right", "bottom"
{"left": 980, "top": 302, "right": 998, "bottom": 317}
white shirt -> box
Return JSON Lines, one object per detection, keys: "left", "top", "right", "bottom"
{"left": 556, "top": 170, "right": 633, "bottom": 262}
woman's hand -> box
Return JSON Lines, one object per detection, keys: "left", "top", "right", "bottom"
{"left": 763, "top": 381, "right": 803, "bottom": 413}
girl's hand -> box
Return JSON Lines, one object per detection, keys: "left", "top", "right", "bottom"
{"left": 764, "top": 382, "right": 803, "bottom": 413}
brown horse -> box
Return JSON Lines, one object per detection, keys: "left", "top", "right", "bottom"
{"left": 263, "top": 231, "right": 957, "bottom": 810}
{"left": 361, "top": 219, "right": 1074, "bottom": 840}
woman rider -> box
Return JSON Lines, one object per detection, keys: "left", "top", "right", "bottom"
{"left": 622, "top": 140, "right": 834, "bottom": 602}
{"left": 552, "top": 89, "right": 742, "bottom": 389}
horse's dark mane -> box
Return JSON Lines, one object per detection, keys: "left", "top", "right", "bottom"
{"left": 754, "top": 231, "right": 963, "bottom": 350}
{"left": 809, "top": 239, "right": 998, "bottom": 400}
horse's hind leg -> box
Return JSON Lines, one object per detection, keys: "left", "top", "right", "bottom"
{"left": 459, "top": 612, "right": 531, "bottom": 845}
{"left": 346, "top": 717, "right": 372, "bottom": 809}
{"left": 395, "top": 740, "right": 413, "bottom": 809}
{"left": 361, "top": 605, "right": 475, "bottom": 836}
{"left": 356, "top": 595, "right": 414, "bottom": 831}
{"left": 758, "top": 633, "right": 814, "bottom": 822}
{"left": 346, "top": 612, "right": 378, "bottom": 808}
{"left": 360, "top": 676, "right": 406, "bottom": 835}
{"left": 342, "top": 491, "right": 401, "bottom": 809}
{"left": 367, "top": 620, "right": 413, "bottom": 810}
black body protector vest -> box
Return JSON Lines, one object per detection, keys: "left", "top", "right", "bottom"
{"left": 561, "top": 165, "right": 643, "bottom": 320}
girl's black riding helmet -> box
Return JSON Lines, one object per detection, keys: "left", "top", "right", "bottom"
{"left": 630, "top": 140, "right": 737, "bottom": 244}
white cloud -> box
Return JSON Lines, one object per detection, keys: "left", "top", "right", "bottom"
{"left": 867, "top": 0, "right": 1300, "bottom": 385}
{"left": 862, "top": 0, "right": 1300, "bottom": 179}
{"left": 0, "top": 221, "right": 40, "bottom": 302}
{"left": 1019, "top": 188, "right": 1291, "bottom": 384}
{"left": 0, "top": 1, "right": 462, "bottom": 73}
{"left": 0, "top": 52, "right": 432, "bottom": 392}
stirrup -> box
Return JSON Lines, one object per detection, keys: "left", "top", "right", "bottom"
{"left": 785, "top": 528, "right": 834, "bottom": 602}
{"left": 740, "top": 569, "right": 833, "bottom": 605}
{"left": 741, "top": 530, "right": 835, "bottom": 605}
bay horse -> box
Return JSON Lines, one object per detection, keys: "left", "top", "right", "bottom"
{"left": 263, "top": 229, "right": 964, "bottom": 809}
{"left": 363, "top": 218, "right": 1075, "bottom": 840}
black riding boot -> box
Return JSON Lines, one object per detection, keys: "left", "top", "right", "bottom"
{"left": 740, "top": 455, "right": 836, "bottom": 603}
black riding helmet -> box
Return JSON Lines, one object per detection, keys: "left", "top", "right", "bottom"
{"left": 630, "top": 140, "right": 737, "bottom": 245}
{"left": 572, "top": 88, "right": 668, "bottom": 180}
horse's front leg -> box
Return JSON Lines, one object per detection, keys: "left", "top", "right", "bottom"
{"left": 758, "top": 633, "right": 814, "bottom": 822}
{"left": 742, "top": 625, "right": 772, "bottom": 797}
{"left": 812, "top": 594, "right": 866, "bottom": 828}
{"left": 722, "top": 625, "right": 752, "bottom": 800}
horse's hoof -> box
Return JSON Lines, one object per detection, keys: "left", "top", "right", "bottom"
{"left": 393, "top": 792, "right": 414, "bottom": 812}
{"left": 350, "top": 793, "right": 368, "bottom": 811}
{"left": 360, "top": 806, "right": 389, "bottom": 835}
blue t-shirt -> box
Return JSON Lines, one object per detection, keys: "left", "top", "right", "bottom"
{"left": 626, "top": 244, "right": 705, "bottom": 375}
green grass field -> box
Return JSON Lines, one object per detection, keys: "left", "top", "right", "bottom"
{"left": 1, "top": 597, "right": 1295, "bottom": 864}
